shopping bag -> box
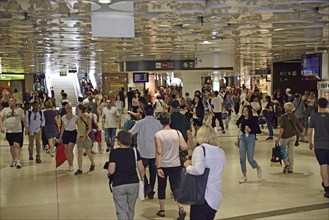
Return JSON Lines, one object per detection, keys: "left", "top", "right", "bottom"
{"left": 56, "top": 143, "right": 67, "bottom": 168}
{"left": 279, "top": 145, "right": 288, "bottom": 160}
{"left": 95, "top": 129, "right": 102, "bottom": 143}
{"left": 270, "top": 144, "right": 282, "bottom": 167}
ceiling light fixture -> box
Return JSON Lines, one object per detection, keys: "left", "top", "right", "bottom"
{"left": 202, "top": 40, "right": 210, "bottom": 44}
{"left": 99, "top": 0, "right": 112, "bottom": 4}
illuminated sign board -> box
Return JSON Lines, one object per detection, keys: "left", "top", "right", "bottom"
{"left": 0, "top": 74, "right": 25, "bottom": 80}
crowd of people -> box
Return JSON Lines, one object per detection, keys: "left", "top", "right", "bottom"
{"left": 0, "top": 83, "right": 328, "bottom": 220}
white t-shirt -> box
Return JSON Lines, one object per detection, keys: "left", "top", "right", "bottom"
{"left": 1, "top": 107, "right": 24, "bottom": 133}
{"left": 61, "top": 114, "right": 78, "bottom": 131}
{"left": 155, "top": 129, "right": 181, "bottom": 168}
{"left": 102, "top": 106, "right": 119, "bottom": 128}
{"left": 153, "top": 99, "right": 165, "bottom": 113}
{"left": 211, "top": 95, "right": 224, "bottom": 113}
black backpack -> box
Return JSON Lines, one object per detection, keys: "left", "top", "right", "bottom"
{"left": 28, "top": 110, "right": 43, "bottom": 126}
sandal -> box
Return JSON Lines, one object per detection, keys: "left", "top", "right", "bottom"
{"left": 156, "top": 210, "right": 165, "bottom": 217}
{"left": 177, "top": 207, "right": 186, "bottom": 220}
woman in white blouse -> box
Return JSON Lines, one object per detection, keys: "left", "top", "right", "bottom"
{"left": 58, "top": 103, "right": 78, "bottom": 172}
{"left": 155, "top": 112, "right": 188, "bottom": 220}
{"left": 183, "top": 125, "right": 226, "bottom": 220}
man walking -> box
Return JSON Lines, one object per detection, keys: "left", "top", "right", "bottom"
{"left": 26, "top": 101, "right": 45, "bottom": 163}
{"left": 130, "top": 105, "right": 163, "bottom": 199}
{"left": 127, "top": 87, "right": 134, "bottom": 111}
{"left": 0, "top": 98, "right": 27, "bottom": 168}
{"left": 102, "top": 99, "right": 120, "bottom": 152}
{"left": 307, "top": 98, "right": 329, "bottom": 198}
{"left": 211, "top": 90, "right": 225, "bottom": 133}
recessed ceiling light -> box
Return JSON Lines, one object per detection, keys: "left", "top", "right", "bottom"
{"left": 99, "top": 0, "right": 112, "bottom": 3}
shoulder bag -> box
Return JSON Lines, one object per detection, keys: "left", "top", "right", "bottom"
{"left": 176, "top": 130, "right": 188, "bottom": 166}
{"left": 175, "top": 145, "right": 210, "bottom": 205}
{"left": 133, "top": 147, "right": 145, "bottom": 200}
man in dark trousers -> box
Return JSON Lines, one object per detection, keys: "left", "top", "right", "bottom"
{"left": 308, "top": 98, "right": 329, "bottom": 198}
{"left": 127, "top": 87, "right": 134, "bottom": 111}
{"left": 119, "top": 87, "right": 125, "bottom": 110}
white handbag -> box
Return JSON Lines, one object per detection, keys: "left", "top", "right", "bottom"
{"left": 133, "top": 148, "right": 145, "bottom": 200}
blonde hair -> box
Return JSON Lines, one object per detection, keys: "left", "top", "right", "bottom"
{"left": 196, "top": 125, "right": 220, "bottom": 147}
{"left": 284, "top": 102, "right": 295, "bottom": 112}
{"left": 45, "top": 100, "right": 53, "bottom": 108}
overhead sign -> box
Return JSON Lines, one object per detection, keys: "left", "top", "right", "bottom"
{"left": 0, "top": 74, "right": 25, "bottom": 80}
{"left": 60, "top": 70, "right": 67, "bottom": 76}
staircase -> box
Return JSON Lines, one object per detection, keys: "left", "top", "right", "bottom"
{"left": 47, "top": 73, "right": 80, "bottom": 107}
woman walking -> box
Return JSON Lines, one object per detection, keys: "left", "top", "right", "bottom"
{"left": 183, "top": 125, "right": 226, "bottom": 220}
{"left": 276, "top": 102, "right": 303, "bottom": 174}
{"left": 43, "top": 100, "right": 59, "bottom": 156}
{"left": 74, "top": 104, "right": 95, "bottom": 175}
{"left": 192, "top": 96, "right": 205, "bottom": 136}
{"left": 263, "top": 96, "right": 275, "bottom": 140}
{"left": 58, "top": 103, "right": 78, "bottom": 171}
{"left": 108, "top": 130, "right": 144, "bottom": 220}
{"left": 223, "top": 92, "right": 234, "bottom": 129}
{"left": 155, "top": 113, "right": 188, "bottom": 220}
{"left": 236, "top": 105, "right": 262, "bottom": 183}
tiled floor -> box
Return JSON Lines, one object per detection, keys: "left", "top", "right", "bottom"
{"left": 1, "top": 114, "right": 328, "bottom": 219}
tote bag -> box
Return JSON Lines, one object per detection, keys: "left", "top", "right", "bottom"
{"left": 133, "top": 148, "right": 145, "bottom": 200}
{"left": 175, "top": 145, "right": 210, "bottom": 205}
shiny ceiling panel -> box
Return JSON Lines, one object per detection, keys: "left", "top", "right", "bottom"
{"left": 0, "top": 0, "right": 328, "bottom": 73}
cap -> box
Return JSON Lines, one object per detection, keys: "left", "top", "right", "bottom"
{"left": 170, "top": 100, "right": 180, "bottom": 109}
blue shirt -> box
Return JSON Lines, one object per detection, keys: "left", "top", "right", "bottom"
{"left": 26, "top": 110, "right": 45, "bottom": 135}
{"left": 130, "top": 116, "right": 163, "bottom": 158}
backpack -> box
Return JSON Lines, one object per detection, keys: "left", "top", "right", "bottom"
{"left": 28, "top": 110, "right": 43, "bottom": 126}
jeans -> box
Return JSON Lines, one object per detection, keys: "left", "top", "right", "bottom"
{"left": 239, "top": 133, "right": 258, "bottom": 173}
{"left": 157, "top": 166, "right": 181, "bottom": 199}
{"left": 112, "top": 183, "right": 139, "bottom": 220}
{"left": 265, "top": 114, "right": 274, "bottom": 137}
{"left": 104, "top": 128, "right": 116, "bottom": 151}
{"left": 211, "top": 112, "right": 224, "bottom": 130}
{"left": 142, "top": 158, "right": 156, "bottom": 196}
{"left": 190, "top": 201, "right": 217, "bottom": 220}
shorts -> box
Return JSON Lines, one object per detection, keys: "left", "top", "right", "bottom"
{"left": 77, "top": 137, "right": 93, "bottom": 149}
{"left": 62, "top": 130, "right": 77, "bottom": 145}
{"left": 6, "top": 132, "right": 22, "bottom": 146}
{"left": 314, "top": 149, "right": 329, "bottom": 165}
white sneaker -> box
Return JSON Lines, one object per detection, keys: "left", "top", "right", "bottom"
{"left": 257, "top": 166, "right": 262, "bottom": 178}
{"left": 50, "top": 152, "right": 55, "bottom": 157}
{"left": 67, "top": 166, "right": 74, "bottom": 172}
{"left": 16, "top": 161, "right": 22, "bottom": 169}
{"left": 10, "top": 160, "right": 17, "bottom": 167}
{"left": 239, "top": 177, "right": 247, "bottom": 184}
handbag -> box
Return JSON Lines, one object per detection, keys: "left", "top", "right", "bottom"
{"left": 55, "top": 143, "right": 66, "bottom": 168}
{"left": 133, "top": 148, "right": 145, "bottom": 200}
{"left": 175, "top": 130, "right": 188, "bottom": 166}
{"left": 270, "top": 144, "right": 282, "bottom": 167}
{"left": 222, "top": 112, "right": 228, "bottom": 120}
{"left": 175, "top": 145, "right": 210, "bottom": 205}
{"left": 95, "top": 129, "right": 102, "bottom": 143}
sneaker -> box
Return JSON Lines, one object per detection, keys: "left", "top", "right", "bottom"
{"left": 16, "top": 161, "right": 22, "bottom": 169}
{"left": 67, "top": 166, "right": 74, "bottom": 172}
{"left": 36, "top": 156, "right": 42, "bottom": 163}
{"left": 106, "top": 147, "right": 110, "bottom": 152}
{"left": 29, "top": 154, "right": 33, "bottom": 161}
{"left": 89, "top": 164, "right": 95, "bottom": 172}
{"left": 222, "top": 130, "right": 225, "bottom": 134}
{"left": 10, "top": 160, "right": 17, "bottom": 167}
{"left": 265, "top": 137, "right": 273, "bottom": 140}
{"left": 50, "top": 152, "right": 55, "bottom": 157}
{"left": 257, "top": 166, "right": 262, "bottom": 178}
{"left": 239, "top": 177, "right": 247, "bottom": 184}
{"left": 74, "top": 169, "right": 83, "bottom": 175}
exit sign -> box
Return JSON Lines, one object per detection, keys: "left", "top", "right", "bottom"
{"left": 60, "top": 70, "right": 67, "bottom": 76}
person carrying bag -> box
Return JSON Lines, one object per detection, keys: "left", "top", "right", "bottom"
{"left": 180, "top": 125, "right": 226, "bottom": 220}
